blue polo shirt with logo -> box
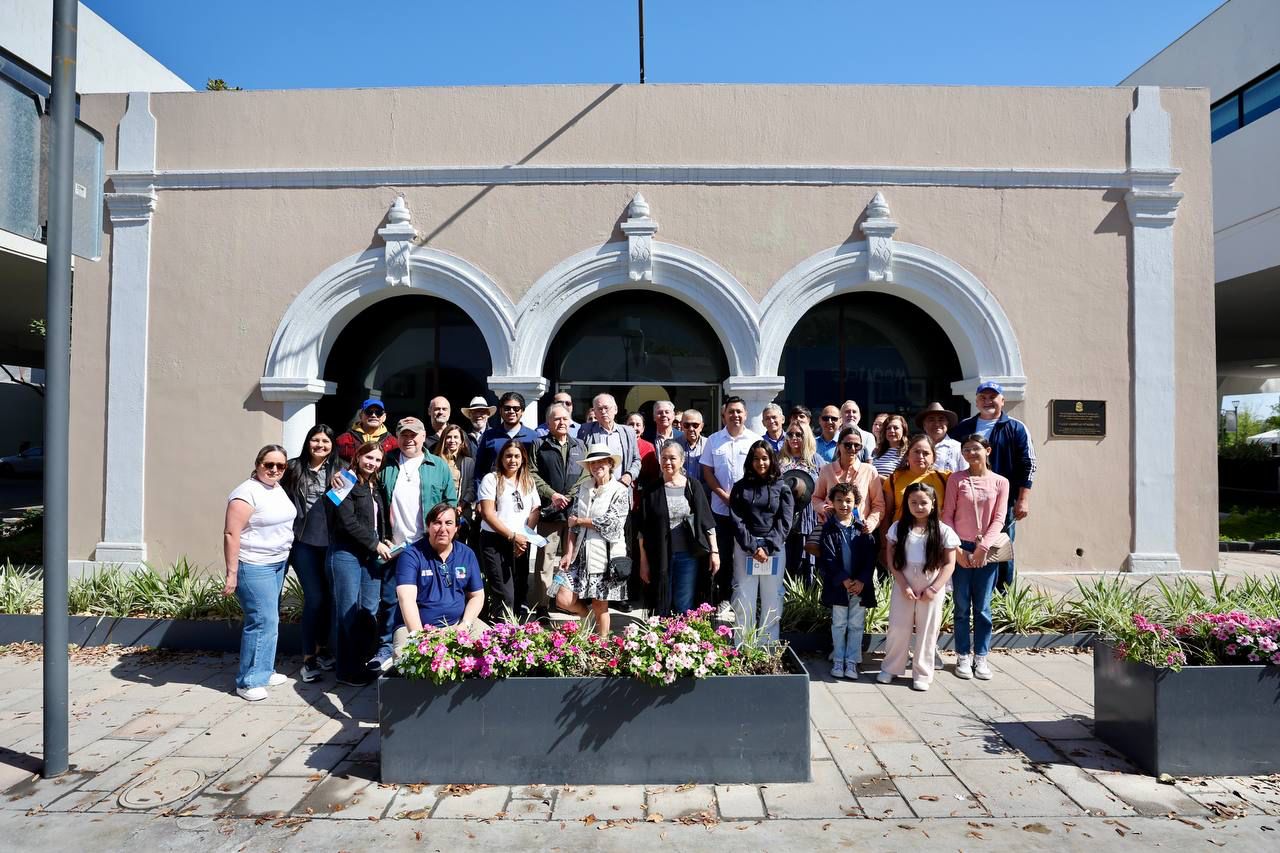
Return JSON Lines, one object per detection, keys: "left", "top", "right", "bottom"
{"left": 394, "top": 539, "right": 484, "bottom": 628}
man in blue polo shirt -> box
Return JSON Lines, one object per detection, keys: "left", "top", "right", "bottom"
{"left": 394, "top": 503, "right": 485, "bottom": 644}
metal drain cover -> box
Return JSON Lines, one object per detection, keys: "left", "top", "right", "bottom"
{"left": 119, "top": 765, "right": 207, "bottom": 810}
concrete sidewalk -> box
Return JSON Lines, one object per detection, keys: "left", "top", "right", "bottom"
{"left": 0, "top": 644, "right": 1277, "bottom": 850}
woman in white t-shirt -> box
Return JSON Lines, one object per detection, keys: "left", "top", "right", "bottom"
{"left": 476, "top": 439, "right": 540, "bottom": 622}
{"left": 223, "top": 445, "right": 297, "bottom": 702}
{"left": 876, "top": 482, "right": 958, "bottom": 692}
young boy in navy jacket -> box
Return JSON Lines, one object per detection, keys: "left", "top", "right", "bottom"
{"left": 818, "top": 483, "right": 877, "bottom": 680}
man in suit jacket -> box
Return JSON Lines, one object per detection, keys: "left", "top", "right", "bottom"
{"left": 576, "top": 393, "right": 641, "bottom": 486}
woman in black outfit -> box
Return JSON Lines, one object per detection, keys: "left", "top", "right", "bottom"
{"left": 327, "top": 440, "right": 393, "bottom": 685}
{"left": 729, "top": 440, "right": 793, "bottom": 644}
{"left": 281, "top": 424, "right": 341, "bottom": 682}
{"left": 637, "top": 442, "right": 720, "bottom": 616}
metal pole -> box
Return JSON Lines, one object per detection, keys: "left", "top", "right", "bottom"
{"left": 42, "top": 0, "right": 77, "bottom": 779}
{"left": 638, "top": 0, "right": 646, "bottom": 83}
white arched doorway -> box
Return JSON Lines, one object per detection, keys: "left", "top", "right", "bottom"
{"left": 260, "top": 201, "right": 516, "bottom": 450}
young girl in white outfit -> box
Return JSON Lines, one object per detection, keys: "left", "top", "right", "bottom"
{"left": 877, "top": 482, "right": 958, "bottom": 691}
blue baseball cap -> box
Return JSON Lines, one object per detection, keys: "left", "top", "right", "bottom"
{"left": 975, "top": 381, "right": 1004, "bottom": 395}
{"left": 361, "top": 398, "right": 385, "bottom": 411}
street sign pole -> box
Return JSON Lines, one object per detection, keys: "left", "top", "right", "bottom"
{"left": 42, "top": 0, "right": 78, "bottom": 779}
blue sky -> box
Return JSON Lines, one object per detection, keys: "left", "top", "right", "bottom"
{"left": 84, "top": 0, "right": 1225, "bottom": 91}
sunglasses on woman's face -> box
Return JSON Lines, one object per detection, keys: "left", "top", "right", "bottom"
{"left": 260, "top": 462, "right": 286, "bottom": 471}
{"left": 786, "top": 432, "right": 804, "bottom": 439}
{"left": 841, "top": 442, "right": 862, "bottom": 451}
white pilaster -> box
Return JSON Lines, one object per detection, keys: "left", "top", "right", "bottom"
{"left": 488, "top": 375, "right": 548, "bottom": 429}
{"left": 860, "top": 192, "right": 898, "bottom": 282}
{"left": 95, "top": 92, "right": 157, "bottom": 569}
{"left": 261, "top": 378, "right": 338, "bottom": 453}
{"left": 621, "top": 193, "right": 658, "bottom": 282}
{"left": 378, "top": 195, "right": 417, "bottom": 288}
{"left": 1125, "top": 86, "right": 1183, "bottom": 573}
{"left": 723, "top": 375, "right": 786, "bottom": 434}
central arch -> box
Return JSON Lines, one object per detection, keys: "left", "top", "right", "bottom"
{"left": 510, "top": 241, "right": 760, "bottom": 381}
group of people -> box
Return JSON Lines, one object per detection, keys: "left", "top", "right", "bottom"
{"left": 221, "top": 381, "right": 1035, "bottom": 699}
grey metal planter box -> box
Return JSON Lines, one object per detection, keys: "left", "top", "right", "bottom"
{"left": 1094, "top": 640, "right": 1280, "bottom": 776}
{"left": 379, "top": 648, "right": 810, "bottom": 785}
{"left": 0, "top": 613, "right": 301, "bottom": 654}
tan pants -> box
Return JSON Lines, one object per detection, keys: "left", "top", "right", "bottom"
{"left": 881, "top": 565, "right": 945, "bottom": 683}
{"left": 529, "top": 519, "right": 569, "bottom": 610}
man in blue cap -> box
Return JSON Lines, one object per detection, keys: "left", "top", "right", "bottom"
{"left": 950, "top": 382, "right": 1036, "bottom": 591}
{"left": 335, "top": 397, "right": 399, "bottom": 462}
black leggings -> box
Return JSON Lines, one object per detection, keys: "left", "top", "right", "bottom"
{"left": 479, "top": 530, "right": 528, "bottom": 622}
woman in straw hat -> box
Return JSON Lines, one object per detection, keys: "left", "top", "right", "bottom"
{"left": 552, "top": 444, "right": 631, "bottom": 636}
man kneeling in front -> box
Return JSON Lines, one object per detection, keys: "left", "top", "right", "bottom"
{"left": 394, "top": 502, "right": 486, "bottom": 657}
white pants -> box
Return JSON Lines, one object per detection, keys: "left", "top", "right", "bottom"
{"left": 881, "top": 566, "right": 945, "bottom": 682}
{"left": 732, "top": 546, "right": 783, "bottom": 644}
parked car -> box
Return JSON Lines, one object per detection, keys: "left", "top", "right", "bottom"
{"left": 0, "top": 447, "right": 42, "bottom": 478}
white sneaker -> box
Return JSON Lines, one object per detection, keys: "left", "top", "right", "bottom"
{"left": 236, "top": 686, "right": 268, "bottom": 702}
{"left": 831, "top": 660, "right": 845, "bottom": 678}
{"left": 911, "top": 678, "right": 931, "bottom": 692}
{"left": 845, "top": 663, "right": 860, "bottom": 681}
{"left": 875, "top": 670, "right": 895, "bottom": 685}
{"left": 935, "top": 653, "right": 945, "bottom": 671}
{"left": 267, "top": 672, "right": 288, "bottom": 687}
{"left": 955, "top": 655, "right": 973, "bottom": 680}
{"left": 973, "top": 655, "right": 992, "bottom": 680}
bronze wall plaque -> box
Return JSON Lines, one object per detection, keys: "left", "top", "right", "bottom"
{"left": 1051, "top": 400, "right": 1105, "bottom": 437}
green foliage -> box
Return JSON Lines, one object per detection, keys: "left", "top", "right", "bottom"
{"left": 0, "top": 561, "right": 41, "bottom": 614}
{"left": 205, "top": 78, "right": 243, "bottom": 91}
{"left": 1219, "top": 507, "right": 1280, "bottom": 542}
{"left": 990, "top": 580, "right": 1062, "bottom": 634}
{"left": 779, "top": 574, "right": 830, "bottom": 633}
{"left": 1219, "top": 441, "right": 1274, "bottom": 461}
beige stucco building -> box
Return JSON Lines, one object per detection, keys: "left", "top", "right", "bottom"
{"left": 69, "top": 83, "right": 1214, "bottom": 575}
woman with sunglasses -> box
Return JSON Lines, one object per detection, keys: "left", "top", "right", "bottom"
{"left": 335, "top": 398, "right": 399, "bottom": 463}
{"left": 813, "top": 426, "right": 885, "bottom": 531}
{"left": 223, "top": 445, "right": 297, "bottom": 701}
{"left": 476, "top": 439, "right": 541, "bottom": 621}
{"left": 778, "top": 421, "right": 824, "bottom": 581}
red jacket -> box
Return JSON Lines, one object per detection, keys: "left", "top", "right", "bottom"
{"left": 335, "top": 428, "right": 398, "bottom": 462}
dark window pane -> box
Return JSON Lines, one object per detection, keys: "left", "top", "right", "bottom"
{"left": 1211, "top": 98, "right": 1241, "bottom": 142}
{"left": 778, "top": 292, "right": 967, "bottom": 420}
{"left": 320, "top": 295, "right": 493, "bottom": 430}
{"left": 1243, "top": 71, "right": 1280, "bottom": 125}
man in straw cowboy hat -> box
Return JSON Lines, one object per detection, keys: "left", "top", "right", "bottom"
{"left": 460, "top": 396, "right": 496, "bottom": 457}
{"left": 914, "top": 402, "right": 967, "bottom": 474}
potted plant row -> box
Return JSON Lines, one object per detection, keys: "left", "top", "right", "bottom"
{"left": 379, "top": 604, "right": 811, "bottom": 785}
{"left": 1094, "top": 609, "right": 1280, "bottom": 777}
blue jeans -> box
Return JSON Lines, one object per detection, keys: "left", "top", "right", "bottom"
{"left": 995, "top": 517, "right": 1016, "bottom": 592}
{"left": 670, "top": 550, "right": 699, "bottom": 615}
{"left": 952, "top": 562, "right": 998, "bottom": 656}
{"left": 831, "top": 603, "right": 865, "bottom": 664}
{"left": 378, "top": 557, "right": 401, "bottom": 657}
{"left": 290, "top": 542, "right": 334, "bottom": 660}
{"left": 327, "top": 546, "right": 381, "bottom": 680}
{"left": 234, "top": 559, "right": 288, "bottom": 689}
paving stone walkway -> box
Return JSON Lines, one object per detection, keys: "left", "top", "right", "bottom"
{"left": 0, "top": 644, "right": 1277, "bottom": 849}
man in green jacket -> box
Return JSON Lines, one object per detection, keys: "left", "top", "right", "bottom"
{"left": 368, "top": 416, "right": 458, "bottom": 672}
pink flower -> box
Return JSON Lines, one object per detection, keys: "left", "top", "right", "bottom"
{"left": 715, "top": 625, "right": 732, "bottom": 637}
{"left": 459, "top": 655, "right": 478, "bottom": 673}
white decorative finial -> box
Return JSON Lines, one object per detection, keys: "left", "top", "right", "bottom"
{"left": 621, "top": 193, "right": 659, "bottom": 282}
{"left": 628, "top": 192, "right": 650, "bottom": 219}
{"left": 387, "top": 194, "right": 411, "bottom": 225}
{"left": 860, "top": 192, "right": 899, "bottom": 282}
{"left": 378, "top": 195, "right": 418, "bottom": 287}
{"left": 867, "top": 191, "right": 890, "bottom": 219}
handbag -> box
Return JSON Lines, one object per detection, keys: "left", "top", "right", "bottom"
{"left": 969, "top": 477, "right": 1014, "bottom": 565}
{"left": 605, "top": 537, "right": 633, "bottom": 581}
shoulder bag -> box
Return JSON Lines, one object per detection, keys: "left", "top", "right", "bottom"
{"left": 969, "top": 476, "right": 1013, "bottom": 564}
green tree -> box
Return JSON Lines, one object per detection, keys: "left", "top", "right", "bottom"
{"left": 205, "top": 78, "right": 242, "bottom": 91}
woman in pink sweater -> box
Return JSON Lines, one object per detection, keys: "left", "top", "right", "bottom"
{"left": 941, "top": 434, "right": 1009, "bottom": 681}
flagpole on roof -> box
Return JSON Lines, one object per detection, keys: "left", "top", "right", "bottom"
{"left": 638, "top": 0, "right": 646, "bottom": 83}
